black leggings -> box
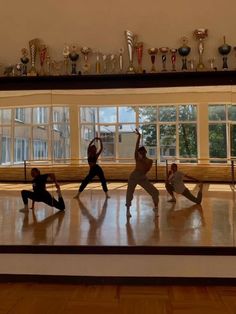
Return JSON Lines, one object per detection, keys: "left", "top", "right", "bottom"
{"left": 21, "top": 190, "right": 65, "bottom": 210}
{"left": 79, "top": 164, "right": 108, "bottom": 192}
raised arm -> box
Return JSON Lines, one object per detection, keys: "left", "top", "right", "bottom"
{"left": 48, "top": 173, "right": 60, "bottom": 189}
{"left": 96, "top": 137, "right": 103, "bottom": 156}
{"left": 134, "top": 128, "right": 141, "bottom": 160}
{"left": 184, "top": 174, "right": 199, "bottom": 182}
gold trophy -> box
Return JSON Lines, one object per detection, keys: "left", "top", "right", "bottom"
{"left": 39, "top": 44, "right": 47, "bottom": 76}
{"left": 124, "top": 30, "right": 136, "bottom": 73}
{"left": 135, "top": 42, "right": 143, "bottom": 73}
{"left": 170, "top": 48, "right": 177, "bottom": 71}
{"left": 148, "top": 48, "right": 158, "bottom": 72}
{"left": 193, "top": 28, "right": 208, "bottom": 71}
{"left": 28, "top": 38, "right": 40, "bottom": 76}
{"left": 119, "top": 48, "right": 124, "bottom": 73}
{"left": 63, "top": 44, "right": 70, "bottom": 75}
{"left": 81, "top": 47, "right": 92, "bottom": 74}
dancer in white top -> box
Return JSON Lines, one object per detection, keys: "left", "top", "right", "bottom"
{"left": 126, "top": 129, "right": 159, "bottom": 218}
{"left": 165, "top": 163, "right": 203, "bottom": 204}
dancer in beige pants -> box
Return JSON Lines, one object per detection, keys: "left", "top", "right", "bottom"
{"left": 165, "top": 163, "right": 203, "bottom": 204}
{"left": 126, "top": 129, "right": 159, "bottom": 218}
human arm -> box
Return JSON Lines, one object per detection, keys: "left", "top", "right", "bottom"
{"left": 47, "top": 173, "right": 60, "bottom": 189}
{"left": 95, "top": 137, "right": 103, "bottom": 157}
{"left": 184, "top": 174, "right": 200, "bottom": 182}
{"left": 134, "top": 128, "right": 141, "bottom": 160}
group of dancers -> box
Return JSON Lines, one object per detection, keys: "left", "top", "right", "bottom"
{"left": 20, "top": 129, "right": 203, "bottom": 217}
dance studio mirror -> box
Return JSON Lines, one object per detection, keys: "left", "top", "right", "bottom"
{"left": 0, "top": 85, "right": 235, "bottom": 247}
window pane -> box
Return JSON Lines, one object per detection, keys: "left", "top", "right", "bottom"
{"left": 179, "top": 124, "right": 197, "bottom": 157}
{"left": 209, "top": 124, "right": 227, "bottom": 159}
{"left": 160, "top": 125, "right": 176, "bottom": 161}
{"left": 53, "top": 107, "right": 69, "bottom": 123}
{"left": 80, "top": 107, "right": 97, "bottom": 123}
{"left": 14, "top": 126, "right": 30, "bottom": 163}
{"left": 140, "top": 124, "right": 156, "bottom": 158}
{"left": 208, "top": 105, "right": 226, "bottom": 121}
{"left": 0, "top": 109, "right": 11, "bottom": 124}
{"left": 230, "top": 124, "right": 236, "bottom": 157}
{"left": 0, "top": 127, "right": 11, "bottom": 164}
{"left": 33, "top": 126, "right": 49, "bottom": 159}
{"left": 118, "top": 124, "right": 136, "bottom": 162}
{"left": 139, "top": 106, "right": 157, "bottom": 122}
{"left": 179, "top": 105, "right": 197, "bottom": 121}
{"left": 118, "top": 107, "right": 136, "bottom": 123}
{"left": 52, "top": 124, "right": 70, "bottom": 161}
{"left": 33, "top": 107, "right": 49, "bottom": 124}
{"left": 228, "top": 105, "right": 236, "bottom": 121}
{"left": 99, "top": 107, "right": 116, "bottom": 123}
{"left": 15, "top": 108, "right": 31, "bottom": 123}
{"left": 159, "top": 106, "right": 176, "bottom": 122}
{"left": 99, "top": 125, "right": 115, "bottom": 159}
{"left": 80, "top": 125, "right": 96, "bottom": 160}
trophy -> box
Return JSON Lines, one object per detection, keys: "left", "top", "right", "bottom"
{"left": 45, "top": 55, "right": 51, "bottom": 75}
{"left": 170, "top": 48, "right": 177, "bottom": 71}
{"left": 178, "top": 37, "right": 191, "bottom": 71}
{"left": 20, "top": 48, "right": 29, "bottom": 76}
{"left": 124, "top": 30, "right": 136, "bottom": 73}
{"left": 135, "top": 42, "right": 143, "bottom": 73}
{"left": 208, "top": 58, "right": 216, "bottom": 71}
{"left": 148, "top": 48, "right": 158, "bottom": 72}
{"left": 95, "top": 50, "right": 101, "bottom": 74}
{"left": 63, "top": 44, "right": 70, "bottom": 75}
{"left": 110, "top": 54, "right": 117, "bottom": 73}
{"left": 159, "top": 47, "right": 169, "bottom": 71}
{"left": 102, "top": 54, "right": 108, "bottom": 73}
{"left": 81, "top": 47, "right": 92, "bottom": 74}
{"left": 188, "top": 59, "right": 195, "bottom": 71}
{"left": 69, "top": 45, "right": 79, "bottom": 75}
{"left": 28, "top": 38, "right": 40, "bottom": 76}
{"left": 39, "top": 44, "right": 47, "bottom": 76}
{"left": 218, "top": 36, "right": 231, "bottom": 70}
{"left": 119, "top": 48, "right": 124, "bottom": 72}
{"left": 193, "top": 28, "right": 208, "bottom": 71}
{"left": 51, "top": 60, "right": 63, "bottom": 75}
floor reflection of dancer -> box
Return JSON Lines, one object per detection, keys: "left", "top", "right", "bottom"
{"left": 20, "top": 168, "right": 65, "bottom": 212}
{"left": 73, "top": 137, "right": 109, "bottom": 199}
{"left": 165, "top": 163, "right": 203, "bottom": 204}
{"left": 126, "top": 129, "right": 159, "bottom": 218}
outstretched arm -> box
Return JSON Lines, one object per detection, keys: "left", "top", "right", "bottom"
{"left": 184, "top": 174, "right": 200, "bottom": 182}
{"left": 134, "top": 128, "right": 141, "bottom": 160}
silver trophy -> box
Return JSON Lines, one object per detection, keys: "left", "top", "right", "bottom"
{"left": 81, "top": 47, "right": 92, "bottom": 74}
{"left": 28, "top": 38, "right": 40, "bottom": 76}
{"left": 124, "top": 30, "right": 136, "bottom": 73}
{"left": 63, "top": 44, "right": 70, "bottom": 75}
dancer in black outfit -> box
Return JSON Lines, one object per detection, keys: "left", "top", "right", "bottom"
{"left": 20, "top": 168, "right": 65, "bottom": 212}
{"left": 73, "top": 137, "right": 109, "bottom": 198}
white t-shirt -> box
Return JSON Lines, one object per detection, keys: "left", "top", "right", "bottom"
{"left": 169, "top": 171, "right": 186, "bottom": 194}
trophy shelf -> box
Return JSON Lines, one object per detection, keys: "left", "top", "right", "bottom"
{"left": 0, "top": 71, "right": 236, "bottom": 91}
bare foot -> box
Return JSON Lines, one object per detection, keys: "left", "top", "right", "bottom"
{"left": 73, "top": 192, "right": 80, "bottom": 199}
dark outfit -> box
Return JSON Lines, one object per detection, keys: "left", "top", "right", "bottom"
{"left": 21, "top": 174, "right": 65, "bottom": 210}
{"left": 78, "top": 155, "right": 108, "bottom": 193}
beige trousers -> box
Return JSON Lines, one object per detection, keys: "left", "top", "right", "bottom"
{"left": 126, "top": 170, "right": 159, "bottom": 208}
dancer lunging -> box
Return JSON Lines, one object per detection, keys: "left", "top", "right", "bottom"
{"left": 126, "top": 129, "right": 159, "bottom": 218}
{"left": 21, "top": 168, "right": 65, "bottom": 212}
{"left": 165, "top": 163, "right": 203, "bottom": 204}
{"left": 73, "top": 137, "right": 109, "bottom": 199}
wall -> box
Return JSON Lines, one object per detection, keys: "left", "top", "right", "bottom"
{"left": 1, "top": 0, "right": 236, "bottom": 72}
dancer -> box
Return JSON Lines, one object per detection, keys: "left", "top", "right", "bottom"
{"left": 126, "top": 129, "right": 159, "bottom": 218}
{"left": 20, "top": 168, "right": 65, "bottom": 212}
{"left": 165, "top": 163, "right": 203, "bottom": 204}
{"left": 73, "top": 137, "right": 109, "bottom": 198}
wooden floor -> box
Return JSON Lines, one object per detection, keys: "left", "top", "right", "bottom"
{"left": 0, "top": 181, "right": 235, "bottom": 246}
{"left": 0, "top": 282, "right": 236, "bottom": 313}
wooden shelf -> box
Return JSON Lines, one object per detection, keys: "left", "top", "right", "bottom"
{"left": 0, "top": 70, "right": 236, "bottom": 91}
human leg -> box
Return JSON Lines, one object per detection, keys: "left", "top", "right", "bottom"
{"left": 165, "top": 182, "right": 176, "bottom": 202}
{"left": 182, "top": 185, "right": 203, "bottom": 204}
{"left": 139, "top": 177, "right": 159, "bottom": 211}
{"left": 20, "top": 190, "right": 38, "bottom": 212}
{"left": 73, "top": 167, "right": 97, "bottom": 198}
{"left": 41, "top": 190, "right": 65, "bottom": 211}
{"left": 96, "top": 165, "right": 109, "bottom": 197}
{"left": 125, "top": 174, "right": 137, "bottom": 217}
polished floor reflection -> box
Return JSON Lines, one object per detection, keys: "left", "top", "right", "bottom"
{"left": 0, "top": 182, "right": 235, "bottom": 246}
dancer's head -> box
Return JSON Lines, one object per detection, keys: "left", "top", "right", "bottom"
{"left": 31, "top": 168, "right": 40, "bottom": 178}
{"left": 138, "top": 146, "right": 147, "bottom": 158}
{"left": 88, "top": 144, "right": 97, "bottom": 154}
{"left": 170, "top": 163, "right": 178, "bottom": 172}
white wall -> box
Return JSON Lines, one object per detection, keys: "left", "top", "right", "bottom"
{"left": 1, "top": 0, "right": 236, "bottom": 71}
